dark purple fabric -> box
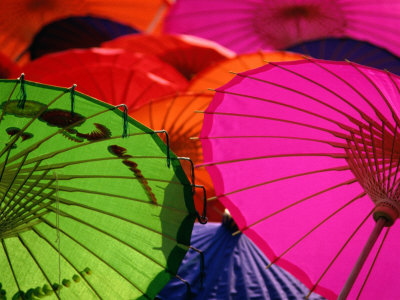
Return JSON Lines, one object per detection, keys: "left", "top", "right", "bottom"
{"left": 287, "top": 38, "right": 400, "bottom": 75}
{"left": 29, "top": 16, "right": 139, "bottom": 59}
{"left": 157, "top": 222, "right": 325, "bottom": 300}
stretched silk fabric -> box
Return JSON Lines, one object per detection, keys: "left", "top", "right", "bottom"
{"left": 0, "top": 79, "right": 196, "bottom": 299}
{"left": 29, "top": 16, "right": 139, "bottom": 60}
{"left": 0, "top": 0, "right": 170, "bottom": 61}
{"left": 157, "top": 218, "right": 324, "bottom": 299}
{"left": 200, "top": 59, "right": 400, "bottom": 299}
{"left": 20, "top": 48, "right": 188, "bottom": 110}
{"left": 102, "top": 34, "right": 235, "bottom": 80}
{"left": 164, "top": 0, "right": 400, "bottom": 56}
{"left": 188, "top": 51, "right": 304, "bottom": 92}
{"left": 0, "top": 52, "right": 21, "bottom": 79}
{"left": 287, "top": 38, "right": 400, "bottom": 75}
{"left": 131, "top": 92, "right": 224, "bottom": 222}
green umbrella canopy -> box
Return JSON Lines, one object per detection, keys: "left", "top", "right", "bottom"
{"left": 0, "top": 78, "right": 197, "bottom": 299}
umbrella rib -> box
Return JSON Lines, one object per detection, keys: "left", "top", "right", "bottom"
{"left": 264, "top": 61, "right": 393, "bottom": 134}
{"left": 13, "top": 181, "right": 189, "bottom": 213}
{"left": 0, "top": 153, "right": 28, "bottom": 209}
{"left": 305, "top": 209, "right": 373, "bottom": 298}
{"left": 4, "top": 131, "right": 157, "bottom": 168}
{"left": 1, "top": 239, "right": 22, "bottom": 294}
{"left": 213, "top": 87, "right": 384, "bottom": 139}
{"left": 40, "top": 209, "right": 184, "bottom": 288}
{"left": 30, "top": 227, "right": 102, "bottom": 299}
{"left": 266, "top": 192, "right": 367, "bottom": 268}
{"left": 346, "top": 60, "right": 400, "bottom": 128}
{"left": 201, "top": 110, "right": 352, "bottom": 140}
{"left": 2, "top": 187, "right": 56, "bottom": 230}
{"left": 200, "top": 152, "right": 346, "bottom": 167}
{"left": 355, "top": 227, "right": 390, "bottom": 299}
{"left": 0, "top": 80, "right": 18, "bottom": 124}
{"left": 386, "top": 124, "right": 398, "bottom": 193}
{"left": 368, "top": 123, "right": 383, "bottom": 185}
{"left": 358, "top": 128, "right": 379, "bottom": 185}
{"left": 37, "top": 217, "right": 149, "bottom": 298}
{"left": 0, "top": 160, "right": 45, "bottom": 219}
{"left": 3, "top": 106, "right": 132, "bottom": 166}
{"left": 236, "top": 178, "right": 358, "bottom": 234}
{"left": 17, "top": 235, "right": 61, "bottom": 300}
{"left": 210, "top": 165, "right": 351, "bottom": 200}
{"left": 381, "top": 122, "right": 387, "bottom": 187}
{"left": 45, "top": 195, "right": 188, "bottom": 244}
{"left": 306, "top": 59, "right": 397, "bottom": 132}
{"left": 195, "top": 135, "right": 349, "bottom": 149}
{"left": 0, "top": 89, "right": 68, "bottom": 160}
{"left": 345, "top": 137, "right": 373, "bottom": 191}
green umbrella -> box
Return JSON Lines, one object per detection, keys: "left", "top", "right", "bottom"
{"left": 0, "top": 76, "right": 198, "bottom": 299}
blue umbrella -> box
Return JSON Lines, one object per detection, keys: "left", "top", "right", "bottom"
{"left": 287, "top": 37, "right": 400, "bottom": 75}
{"left": 156, "top": 214, "right": 325, "bottom": 299}
{"left": 29, "top": 16, "right": 139, "bottom": 59}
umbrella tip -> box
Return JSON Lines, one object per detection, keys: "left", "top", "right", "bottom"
{"left": 189, "top": 136, "right": 199, "bottom": 140}
{"left": 194, "top": 110, "right": 205, "bottom": 114}
{"left": 207, "top": 88, "right": 216, "bottom": 92}
{"left": 229, "top": 71, "right": 238, "bottom": 75}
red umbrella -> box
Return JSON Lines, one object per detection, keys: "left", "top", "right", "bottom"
{"left": 19, "top": 48, "right": 188, "bottom": 110}
{"left": 164, "top": 0, "right": 400, "bottom": 56}
{"left": 0, "top": 51, "right": 21, "bottom": 78}
{"left": 199, "top": 59, "right": 400, "bottom": 299}
{"left": 102, "top": 34, "right": 235, "bottom": 80}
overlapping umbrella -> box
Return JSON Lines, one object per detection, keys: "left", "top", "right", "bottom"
{"left": 29, "top": 16, "right": 139, "bottom": 60}
{"left": 157, "top": 212, "right": 324, "bottom": 299}
{"left": 199, "top": 58, "right": 400, "bottom": 299}
{"left": 188, "top": 51, "right": 304, "bottom": 92}
{"left": 287, "top": 37, "right": 400, "bottom": 75}
{"left": 131, "top": 92, "right": 224, "bottom": 222}
{"left": 19, "top": 48, "right": 188, "bottom": 110}
{"left": 1, "top": 0, "right": 171, "bottom": 62}
{"left": 0, "top": 77, "right": 199, "bottom": 299}
{"left": 164, "top": 0, "right": 400, "bottom": 56}
{"left": 102, "top": 34, "right": 235, "bottom": 80}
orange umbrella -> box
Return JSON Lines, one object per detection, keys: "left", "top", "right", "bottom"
{"left": 131, "top": 92, "right": 225, "bottom": 221}
{"left": 188, "top": 51, "right": 305, "bottom": 92}
{"left": 102, "top": 34, "right": 235, "bottom": 80}
{"left": 1, "top": 0, "right": 171, "bottom": 62}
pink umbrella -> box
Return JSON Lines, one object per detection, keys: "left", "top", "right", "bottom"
{"left": 163, "top": 0, "right": 400, "bottom": 56}
{"left": 199, "top": 58, "right": 400, "bottom": 299}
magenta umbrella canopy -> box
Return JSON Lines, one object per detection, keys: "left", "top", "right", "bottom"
{"left": 164, "top": 0, "right": 400, "bottom": 56}
{"left": 200, "top": 59, "right": 400, "bottom": 299}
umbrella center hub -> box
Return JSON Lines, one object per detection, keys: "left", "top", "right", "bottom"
{"left": 373, "top": 199, "right": 400, "bottom": 226}
{"left": 253, "top": 2, "right": 346, "bottom": 48}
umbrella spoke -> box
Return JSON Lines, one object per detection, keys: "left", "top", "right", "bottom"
{"left": 356, "top": 227, "right": 391, "bottom": 299}
{"left": 266, "top": 192, "right": 367, "bottom": 269}
{"left": 37, "top": 217, "right": 149, "bottom": 298}
{"left": 1, "top": 239, "right": 22, "bottom": 294}
{"left": 17, "top": 234, "right": 61, "bottom": 300}
{"left": 305, "top": 210, "right": 373, "bottom": 299}
{"left": 31, "top": 227, "right": 102, "bottom": 299}
{"left": 234, "top": 178, "right": 358, "bottom": 235}
{"left": 200, "top": 110, "right": 354, "bottom": 140}
{"left": 307, "top": 59, "right": 398, "bottom": 132}
{"left": 200, "top": 152, "right": 347, "bottom": 167}
{"left": 210, "top": 165, "right": 351, "bottom": 200}
{"left": 0, "top": 88, "right": 68, "bottom": 161}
